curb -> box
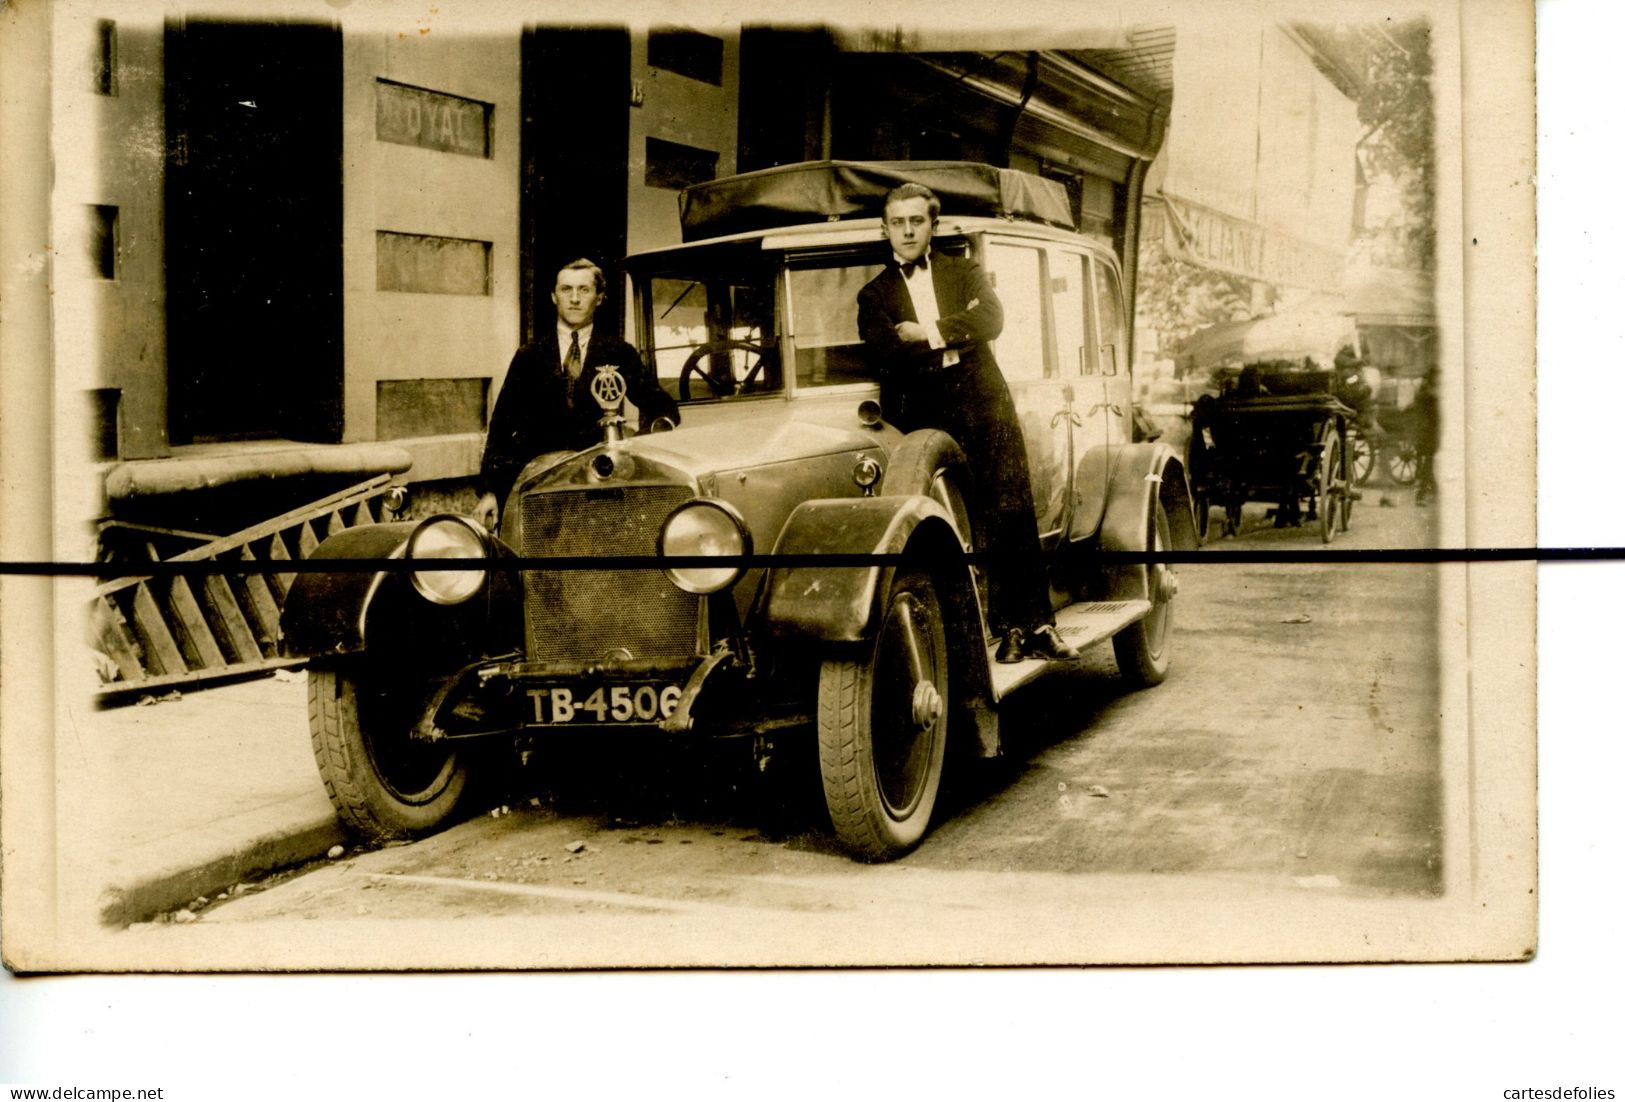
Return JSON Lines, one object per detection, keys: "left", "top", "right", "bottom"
{"left": 100, "top": 817, "right": 347, "bottom": 927}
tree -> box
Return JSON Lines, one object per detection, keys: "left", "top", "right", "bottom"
{"left": 1346, "top": 20, "right": 1436, "bottom": 271}
{"left": 1135, "top": 220, "right": 1255, "bottom": 361}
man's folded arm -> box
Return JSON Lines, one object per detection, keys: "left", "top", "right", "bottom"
{"left": 935, "top": 261, "right": 1004, "bottom": 346}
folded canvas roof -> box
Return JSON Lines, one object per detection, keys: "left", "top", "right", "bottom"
{"left": 678, "top": 160, "right": 1076, "bottom": 242}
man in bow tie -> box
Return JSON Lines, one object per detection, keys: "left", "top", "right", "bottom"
{"left": 474, "top": 258, "right": 678, "bottom": 530}
{"left": 858, "top": 183, "right": 1078, "bottom": 664}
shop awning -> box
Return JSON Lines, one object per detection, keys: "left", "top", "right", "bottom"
{"left": 1343, "top": 265, "right": 1436, "bottom": 327}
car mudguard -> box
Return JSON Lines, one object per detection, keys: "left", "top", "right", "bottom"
{"left": 279, "top": 520, "right": 523, "bottom": 662}
{"left": 762, "top": 493, "right": 997, "bottom": 756}
{"left": 762, "top": 495, "right": 970, "bottom": 645}
{"left": 1097, "top": 442, "right": 1198, "bottom": 601}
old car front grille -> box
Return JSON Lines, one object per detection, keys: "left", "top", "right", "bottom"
{"left": 519, "top": 484, "right": 701, "bottom": 666}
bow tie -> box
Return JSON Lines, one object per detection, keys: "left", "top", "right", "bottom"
{"left": 898, "top": 256, "right": 928, "bottom": 277}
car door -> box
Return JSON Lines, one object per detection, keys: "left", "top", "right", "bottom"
{"left": 1090, "top": 254, "right": 1135, "bottom": 453}
{"left": 1051, "top": 246, "right": 1134, "bottom": 540}
{"left": 982, "top": 239, "right": 1072, "bottom": 541}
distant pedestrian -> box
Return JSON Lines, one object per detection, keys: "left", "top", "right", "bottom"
{"left": 1412, "top": 366, "right": 1439, "bottom": 505}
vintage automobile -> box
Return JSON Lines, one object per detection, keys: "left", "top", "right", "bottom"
{"left": 281, "top": 161, "right": 1197, "bottom": 861}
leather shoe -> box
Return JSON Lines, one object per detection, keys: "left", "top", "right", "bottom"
{"left": 994, "top": 627, "right": 1027, "bottom": 664}
{"left": 1024, "top": 623, "right": 1080, "bottom": 662}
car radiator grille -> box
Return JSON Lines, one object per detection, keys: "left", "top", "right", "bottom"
{"left": 519, "top": 485, "right": 700, "bottom": 665}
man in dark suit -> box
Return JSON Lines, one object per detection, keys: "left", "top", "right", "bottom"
{"left": 858, "top": 183, "right": 1078, "bottom": 663}
{"left": 474, "top": 258, "right": 678, "bottom": 528}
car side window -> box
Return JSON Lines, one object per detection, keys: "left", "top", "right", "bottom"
{"left": 1051, "top": 250, "right": 1097, "bottom": 376}
{"left": 1092, "top": 259, "right": 1126, "bottom": 377}
{"left": 983, "top": 242, "right": 1049, "bottom": 380}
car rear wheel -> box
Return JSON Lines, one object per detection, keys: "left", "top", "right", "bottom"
{"left": 817, "top": 566, "right": 949, "bottom": 861}
{"left": 1112, "top": 496, "right": 1175, "bottom": 687}
{"left": 309, "top": 665, "right": 474, "bottom": 841}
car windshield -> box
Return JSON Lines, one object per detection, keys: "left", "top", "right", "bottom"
{"left": 637, "top": 237, "right": 972, "bottom": 402}
{"left": 644, "top": 257, "right": 780, "bottom": 403}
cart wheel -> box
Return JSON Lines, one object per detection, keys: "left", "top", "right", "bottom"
{"left": 1319, "top": 429, "right": 1341, "bottom": 544}
{"left": 1348, "top": 427, "right": 1374, "bottom": 485}
{"left": 1386, "top": 440, "right": 1419, "bottom": 485}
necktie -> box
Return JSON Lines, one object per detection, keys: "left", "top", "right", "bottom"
{"left": 563, "top": 332, "right": 583, "bottom": 411}
{"left": 566, "top": 331, "right": 582, "bottom": 377}
{"left": 899, "top": 256, "right": 926, "bottom": 278}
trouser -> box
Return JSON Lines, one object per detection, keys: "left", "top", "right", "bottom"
{"left": 913, "top": 370, "right": 1052, "bottom": 634}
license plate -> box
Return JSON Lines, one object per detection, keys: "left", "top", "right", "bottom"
{"left": 526, "top": 682, "right": 683, "bottom": 726}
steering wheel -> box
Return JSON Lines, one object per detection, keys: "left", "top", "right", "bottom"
{"left": 678, "top": 340, "right": 777, "bottom": 400}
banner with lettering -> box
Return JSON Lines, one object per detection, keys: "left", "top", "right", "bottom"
{"left": 1159, "top": 193, "right": 1345, "bottom": 292}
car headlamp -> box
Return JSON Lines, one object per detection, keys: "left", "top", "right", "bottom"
{"left": 657, "top": 500, "right": 752, "bottom": 595}
{"left": 407, "top": 515, "right": 488, "bottom": 605}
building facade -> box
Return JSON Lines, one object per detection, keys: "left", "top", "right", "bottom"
{"left": 48, "top": 13, "right": 1172, "bottom": 531}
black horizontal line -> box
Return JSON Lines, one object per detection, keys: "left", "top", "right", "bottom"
{"left": 0, "top": 547, "right": 1620, "bottom": 580}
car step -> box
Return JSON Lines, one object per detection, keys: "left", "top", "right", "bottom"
{"left": 987, "top": 599, "right": 1152, "bottom": 701}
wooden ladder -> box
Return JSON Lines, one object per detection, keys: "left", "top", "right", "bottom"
{"left": 91, "top": 475, "right": 401, "bottom": 694}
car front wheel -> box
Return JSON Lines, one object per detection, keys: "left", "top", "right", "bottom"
{"left": 817, "top": 566, "right": 949, "bottom": 861}
{"left": 309, "top": 665, "right": 475, "bottom": 841}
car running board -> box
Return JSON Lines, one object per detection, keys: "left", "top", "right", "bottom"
{"left": 987, "top": 599, "right": 1152, "bottom": 701}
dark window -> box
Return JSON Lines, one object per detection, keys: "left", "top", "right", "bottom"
{"left": 164, "top": 20, "right": 345, "bottom": 445}
{"left": 648, "top": 27, "right": 723, "bottom": 86}
{"left": 89, "top": 205, "right": 118, "bottom": 279}
{"left": 95, "top": 20, "right": 117, "bottom": 95}
{"left": 644, "top": 136, "right": 717, "bottom": 191}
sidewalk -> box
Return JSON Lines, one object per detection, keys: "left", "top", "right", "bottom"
{"left": 76, "top": 670, "right": 343, "bottom": 926}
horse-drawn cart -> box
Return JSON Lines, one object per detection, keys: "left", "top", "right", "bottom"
{"left": 1188, "top": 365, "right": 1357, "bottom": 543}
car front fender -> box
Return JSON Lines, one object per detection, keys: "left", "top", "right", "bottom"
{"left": 761, "top": 495, "right": 968, "bottom": 645}
{"left": 279, "top": 520, "right": 523, "bottom": 662}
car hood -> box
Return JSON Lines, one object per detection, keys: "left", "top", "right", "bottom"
{"left": 618, "top": 403, "right": 888, "bottom": 480}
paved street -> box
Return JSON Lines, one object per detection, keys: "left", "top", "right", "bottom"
{"left": 126, "top": 489, "right": 1443, "bottom": 957}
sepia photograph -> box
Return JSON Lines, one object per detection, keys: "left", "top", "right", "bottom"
{"left": 1, "top": 0, "right": 1535, "bottom": 974}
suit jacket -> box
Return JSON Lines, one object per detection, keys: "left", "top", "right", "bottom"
{"left": 477, "top": 329, "right": 679, "bottom": 502}
{"left": 857, "top": 252, "right": 1005, "bottom": 431}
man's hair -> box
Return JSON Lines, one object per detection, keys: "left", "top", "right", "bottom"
{"left": 883, "top": 182, "right": 941, "bottom": 223}
{"left": 556, "top": 257, "right": 606, "bottom": 293}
